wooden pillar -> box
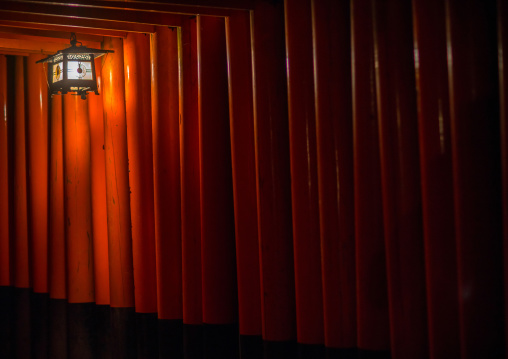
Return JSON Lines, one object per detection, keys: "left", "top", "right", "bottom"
{"left": 63, "top": 94, "right": 94, "bottom": 304}
{"left": 181, "top": 17, "right": 202, "bottom": 326}
{"left": 26, "top": 53, "right": 49, "bottom": 295}
{"left": 88, "top": 58, "right": 110, "bottom": 306}
{"left": 102, "top": 37, "right": 135, "bottom": 309}
{"left": 225, "top": 11, "right": 262, "bottom": 337}
{"left": 351, "top": 0, "right": 390, "bottom": 353}
{"left": 284, "top": 0, "right": 323, "bottom": 347}
{"left": 411, "top": 0, "right": 460, "bottom": 357}
{"left": 151, "top": 26, "right": 182, "bottom": 320}
{"left": 124, "top": 32, "right": 157, "bottom": 315}
{"left": 311, "top": 0, "right": 356, "bottom": 350}
{"left": 373, "top": 1, "right": 428, "bottom": 357}
{"left": 197, "top": 15, "right": 237, "bottom": 325}
{"left": 445, "top": 0, "right": 504, "bottom": 357}
{"left": 49, "top": 94, "right": 65, "bottom": 301}
{"left": 13, "top": 56, "right": 29, "bottom": 290}
{"left": 0, "top": 55, "right": 9, "bottom": 288}
{"left": 250, "top": 0, "right": 296, "bottom": 348}
{"left": 102, "top": 36, "right": 136, "bottom": 358}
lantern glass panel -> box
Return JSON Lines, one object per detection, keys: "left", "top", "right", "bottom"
{"left": 52, "top": 62, "right": 63, "bottom": 83}
{"left": 67, "top": 61, "right": 93, "bottom": 80}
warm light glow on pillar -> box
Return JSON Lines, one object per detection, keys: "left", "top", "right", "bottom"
{"left": 64, "top": 94, "right": 95, "bottom": 303}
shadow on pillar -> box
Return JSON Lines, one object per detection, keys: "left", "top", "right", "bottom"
{"left": 324, "top": 347, "right": 358, "bottom": 359}
{"left": 239, "top": 335, "right": 263, "bottom": 359}
{"left": 263, "top": 340, "right": 297, "bottom": 359}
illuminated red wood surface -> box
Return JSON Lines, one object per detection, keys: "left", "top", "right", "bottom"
{"left": 152, "top": 26, "right": 183, "bottom": 320}
{"left": 284, "top": 0, "right": 323, "bottom": 346}
{"left": 250, "top": 0, "right": 295, "bottom": 341}
{"left": 123, "top": 32, "right": 157, "bottom": 314}
{"left": 499, "top": 0, "right": 508, "bottom": 352}
{"left": 63, "top": 94, "right": 94, "bottom": 304}
{"left": 411, "top": 1, "right": 460, "bottom": 357}
{"left": 0, "top": 54, "right": 9, "bottom": 287}
{"left": 373, "top": 1, "right": 428, "bottom": 357}
{"left": 311, "top": 0, "right": 356, "bottom": 349}
{"left": 181, "top": 17, "right": 202, "bottom": 325}
{"left": 102, "top": 37, "right": 135, "bottom": 308}
{"left": 88, "top": 58, "right": 110, "bottom": 305}
{"left": 26, "top": 53, "right": 49, "bottom": 294}
{"left": 13, "top": 56, "right": 29, "bottom": 289}
{"left": 197, "top": 15, "right": 237, "bottom": 325}
{"left": 48, "top": 95, "right": 66, "bottom": 300}
{"left": 351, "top": 0, "right": 390, "bottom": 351}
{"left": 445, "top": 0, "right": 504, "bottom": 357}
{"left": 225, "top": 10, "right": 262, "bottom": 336}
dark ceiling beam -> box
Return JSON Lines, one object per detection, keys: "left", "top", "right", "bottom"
{"left": 0, "top": 21, "right": 128, "bottom": 38}
{"left": 0, "top": 2, "right": 195, "bottom": 27}
{"left": 2, "top": 0, "right": 254, "bottom": 13}
{"left": 0, "top": 11, "right": 156, "bottom": 33}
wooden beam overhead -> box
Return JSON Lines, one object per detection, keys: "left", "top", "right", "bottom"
{"left": 0, "top": 21, "right": 128, "bottom": 38}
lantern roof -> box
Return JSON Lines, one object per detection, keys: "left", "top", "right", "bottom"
{"left": 36, "top": 34, "right": 113, "bottom": 64}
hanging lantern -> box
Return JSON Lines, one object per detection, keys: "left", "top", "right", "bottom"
{"left": 36, "top": 33, "right": 113, "bottom": 100}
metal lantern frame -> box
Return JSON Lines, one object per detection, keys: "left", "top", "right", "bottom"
{"left": 36, "top": 33, "right": 114, "bottom": 99}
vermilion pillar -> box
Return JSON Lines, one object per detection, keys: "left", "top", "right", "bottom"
{"left": 351, "top": 0, "right": 390, "bottom": 352}
{"left": 446, "top": 0, "right": 504, "bottom": 357}
{"left": 197, "top": 15, "right": 237, "bottom": 325}
{"left": 412, "top": 0, "right": 460, "bottom": 357}
{"left": 152, "top": 26, "right": 182, "bottom": 320}
{"left": 124, "top": 32, "right": 157, "bottom": 315}
{"left": 49, "top": 95, "right": 65, "bottom": 300}
{"left": 181, "top": 17, "right": 202, "bottom": 325}
{"left": 284, "top": 0, "right": 323, "bottom": 346}
{"left": 26, "top": 53, "right": 49, "bottom": 294}
{"left": 88, "top": 58, "right": 110, "bottom": 306}
{"left": 63, "top": 94, "right": 94, "bottom": 304}
{"left": 373, "top": 1, "right": 428, "bottom": 357}
{"left": 251, "top": 0, "right": 296, "bottom": 344}
{"left": 0, "top": 55, "right": 9, "bottom": 287}
{"left": 311, "top": 0, "right": 356, "bottom": 349}
{"left": 225, "top": 11, "right": 262, "bottom": 336}
{"left": 13, "top": 56, "right": 29, "bottom": 290}
{"left": 102, "top": 37, "right": 135, "bottom": 309}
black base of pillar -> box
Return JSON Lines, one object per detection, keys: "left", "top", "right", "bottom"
{"left": 297, "top": 343, "right": 325, "bottom": 359}
{"left": 110, "top": 306, "right": 136, "bottom": 359}
{"left": 15, "top": 287, "right": 32, "bottom": 359}
{"left": 357, "top": 349, "right": 391, "bottom": 359}
{"left": 95, "top": 304, "right": 111, "bottom": 359}
{"left": 158, "top": 319, "right": 183, "bottom": 359}
{"left": 67, "top": 302, "right": 96, "bottom": 359}
{"left": 0, "top": 286, "right": 14, "bottom": 358}
{"left": 325, "top": 347, "right": 358, "bottom": 359}
{"left": 183, "top": 324, "right": 203, "bottom": 359}
{"left": 31, "top": 292, "right": 49, "bottom": 359}
{"left": 135, "top": 312, "right": 159, "bottom": 359}
{"left": 239, "top": 335, "right": 263, "bottom": 359}
{"left": 203, "top": 323, "right": 239, "bottom": 359}
{"left": 49, "top": 299, "right": 67, "bottom": 359}
{"left": 263, "top": 340, "right": 297, "bottom": 359}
